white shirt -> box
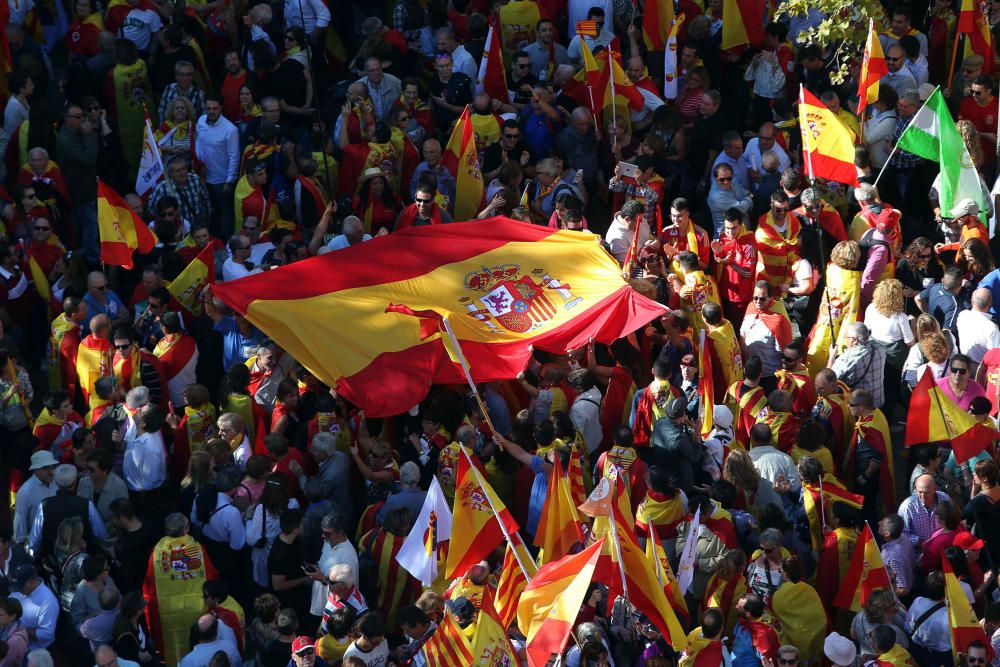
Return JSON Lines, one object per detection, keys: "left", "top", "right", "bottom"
{"left": 123, "top": 430, "right": 167, "bottom": 491}
{"left": 957, "top": 309, "right": 1000, "bottom": 363}
{"left": 864, "top": 305, "right": 915, "bottom": 346}
{"left": 566, "top": 0, "right": 614, "bottom": 38}
{"left": 283, "top": 0, "right": 329, "bottom": 34}
{"left": 322, "top": 234, "right": 372, "bottom": 252}
{"left": 741, "top": 137, "right": 791, "bottom": 175}
{"left": 12, "top": 582, "right": 58, "bottom": 650}
{"left": 604, "top": 218, "right": 649, "bottom": 263}
{"left": 12, "top": 474, "right": 54, "bottom": 544}
{"left": 907, "top": 55, "right": 929, "bottom": 85}
{"left": 222, "top": 258, "right": 254, "bottom": 282}
{"left": 29, "top": 494, "right": 108, "bottom": 556}
{"left": 191, "top": 493, "right": 246, "bottom": 550}
{"left": 310, "top": 539, "right": 360, "bottom": 616}
{"left": 449, "top": 45, "right": 479, "bottom": 85}
{"left": 179, "top": 638, "right": 242, "bottom": 667}
{"left": 569, "top": 386, "right": 603, "bottom": 454}
{"left": 195, "top": 114, "right": 240, "bottom": 185}
{"left": 741, "top": 315, "right": 782, "bottom": 375}
{"left": 120, "top": 7, "right": 162, "bottom": 51}
{"left": 748, "top": 445, "right": 801, "bottom": 492}
{"left": 232, "top": 434, "right": 253, "bottom": 470}
{"left": 343, "top": 638, "right": 390, "bottom": 665}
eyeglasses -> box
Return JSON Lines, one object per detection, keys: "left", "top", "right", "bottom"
{"left": 717, "top": 176, "right": 733, "bottom": 183}
{"left": 503, "top": 133, "right": 520, "bottom": 139}
{"left": 263, "top": 107, "right": 280, "bottom": 114}
{"left": 781, "top": 355, "right": 797, "bottom": 363}
{"left": 89, "top": 105, "right": 100, "bottom": 111}
{"left": 295, "top": 649, "right": 316, "bottom": 657}
{"left": 415, "top": 197, "right": 433, "bottom": 204}
{"left": 968, "top": 658, "right": 987, "bottom": 664}
{"left": 973, "top": 89, "right": 988, "bottom": 96}
{"left": 114, "top": 344, "right": 131, "bottom": 350}
{"left": 886, "top": 56, "right": 902, "bottom": 62}
{"left": 516, "top": 62, "right": 529, "bottom": 69}
{"left": 951, "top": 366, "right": 969, "bottom": 375}
{"left": 752, "top": 296, "right": 769, "bottom": 302}
{"left": 772, "top": 206, "right": 789, "bottom": 213}
{"left": 33, "top": 226, "right": 50, "bottom": 231}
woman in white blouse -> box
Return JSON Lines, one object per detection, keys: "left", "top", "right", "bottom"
{"left": 865, "top": 279, "right": 914, "bottom": 410}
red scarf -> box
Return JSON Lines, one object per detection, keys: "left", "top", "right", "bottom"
{"left": 394, "top": 202, "right": 443, "bottom": 231}
{"left": 743, "top": 301, "right": 792, "bottom": 349}
{"left": 737, "top": 617, "right": 780, "bottom": 662}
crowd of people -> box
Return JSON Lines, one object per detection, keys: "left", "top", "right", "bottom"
{"left": 3, "top": 0, "right": 1000, "bottom": 665}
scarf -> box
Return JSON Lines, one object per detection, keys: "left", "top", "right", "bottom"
{"left": 743, "top": 301, "right": 792, "bottom": 349}
{"left": 877, "top": 644, "right": 917, "bottom": 667}
{"left": 394, "top": 202, "right": 443, "bottom": 231}
{"left": 113, "top": 347, "right": 142, "bottom": 390}
{"left": 667, "top": 222, "right": 702, "bottom": 274}
{"left": 536, "top": 175, "right": 561, "bottom": 200}
{"left": 184, "top": 403, "right": 217, "bottom": 450}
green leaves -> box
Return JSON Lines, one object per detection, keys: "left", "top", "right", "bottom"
{"left": 773, "top": 0, "right": 884, "bottom": 83}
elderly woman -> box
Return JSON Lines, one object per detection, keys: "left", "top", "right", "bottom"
{"left": 864, "top": 279, "right": 914, "bottom": 411}
{"left": 850, "top": 588, "right": 908, "bottom": 661}
{"left": 156, "top": 96, "right": 195, "bottom": 162}
{"left": 16, "top": 147, "right": 69, "bottom": 225}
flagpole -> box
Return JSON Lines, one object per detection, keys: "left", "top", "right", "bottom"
{"left": 817, "top": 474, "right": 827, "bottom": 533}
{"left": 873, "top": 143, "right": 902, "bottom": 188}
{"left": 946, "top": 33, "right": 964, "bottom": 100}
{"left": 609, "top": 48, "right": 618, "bottom": 140}
{"left": 440, "top": 316, "right": 499, "bottom": 436}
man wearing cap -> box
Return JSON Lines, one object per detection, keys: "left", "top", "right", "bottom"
{"left": 177, "top": 614, "right": 241, "bottom": 667}
{"left": 9, "top": 565, "right": 58, "bottom": 651}
{"left": 29, "top": 464, "right": 107, "bottom": 558}
{"left": 949, "top": 54, "right": 985, "bottom": 114}
{"left": 935, "top": 198, "right": 989, "bottom": 264}
{"left": 291, "top": 635, "right": 329, "bottom": 666}
{"left": 824, "top": 632, "right": 858, "bottom": 667}
{"left": 12, "top": 452, "right": 58, "bottom": 545}
{"left": 649, "top": 397, "right": 703, "bottom": 490}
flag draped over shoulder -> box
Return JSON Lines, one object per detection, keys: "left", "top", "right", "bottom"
{"left": 720, "top": 0, "right": 765, "bottom": 50}
{"left": 905, "top": 371, "right": 994, "bottom": 463}
{"left": 397, "top": 477, "right": 454, "bottom": 586}
{"left": 857, "top": 19, "right": 888, "bottom": 117}
{"left": 798, "top": 86, "right": 860, "bottom": 186}
{"left": 442, "top": 106, "right": 484, "bottom": 221}
{"left": 897, "top": 88, "right": 986, "bottom": 218}
{"left": 167, "top": 244, "right": 214, "bottom": 316}
{"left": 211, "top": 219, "right": 666, "bottom": 416}
{"left": 97, "top": 180, "right": 156, "bottom": 269}
{"left": 943, "top": 557, "right": 993, "bottom": 663}
{"left": 447, "top": 448, "right": 520, "bottom": 578}
{"left": 832, "top": 523, "right": 890, "bottom": 612}
{"left": 517, "top": 539, "right": 604, "bottom": 667}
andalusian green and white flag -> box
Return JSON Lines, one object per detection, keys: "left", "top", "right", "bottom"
{"left": 897, "top": 87, "right": 987, "bottom": 229}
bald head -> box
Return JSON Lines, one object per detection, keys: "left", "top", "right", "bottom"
{"left": 972, "top": 288, "right": 992, "bottom": 312}
{"left": 887, "top": 44, "right": 905, "bottom": 71}
{"left": 914, "top": 474, "right": 938, "bottom": 508}
{"left": 90, "top": 314, "right": 110, "bottom": 338}
{"left": 94, "top": 646, "right": 118, "bottom": 664}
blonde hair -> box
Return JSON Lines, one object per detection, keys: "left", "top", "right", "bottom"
{"left": 915, "top": 313, "right": 942, "bottom": 339}
{"left": 920, "top": 332, "right": 950, "bottom": 364}
{"left": 830, "top": 240, "right": 860, "bottom": 270}
{"left": 723, "top": 449, "right": 761, "bottom": 492}
{"left": 871, "top": 278, "right": 904, "bottom": 316}
{"left": 957, "top": 120, "right": 984, "bottom": 167}
{"left": 181, "top": 450, "right": 213, "bottom": 491}
{"left": 170, "top": 96, "right": 195, "bottom": 122}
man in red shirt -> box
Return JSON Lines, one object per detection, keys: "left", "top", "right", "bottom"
{"left": 711, "top": 210, "right": 756, "bottom": 329}
{"left": 976, "top": 346, "right": 1000, "bottom": 416}
{"left": 266, "top": 433, "right": 309, "bottom": 503}
{"left": 958, "top": 75, "right": 998, "bottom": 170}
{"left": 220, "top": 50, "right": 249, "bottom": 123}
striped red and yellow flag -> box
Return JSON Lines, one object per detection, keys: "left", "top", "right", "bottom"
{"left": 447, "top": 448, "right": 520, "bottom": 578}
{"left": 167, "top": 243, "right": 215, "bottom": 316}
{"left": 210, "top": 220, "right": 666, "bottom": 417}
{"left": 97, "top": 180, "right": 156, "bottom": 269}
{"left": 493, "top": 536, "right": 535, "bottom": 630}
{"left": 442, "top": 106, "right": 484, "bottom": 221}
{"left": 575, "top": 20, "right": 599, "bottom": 37}
{"left": 421, "top": 609, "right": 473, "bottom": 665}
{"left": 857, "top": 19, "right": 888, "bottom": 117}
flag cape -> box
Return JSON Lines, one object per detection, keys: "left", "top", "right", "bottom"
{"left": 877, "top": 644, "right": 918, "bottom": 667}
{"left": 533, "top": 457, "right": 583, "bottom": 563}
{"left": 802, "top": 475, "right": 863, "bottom": 552}
{"left": 446, "top": 447, "right": 520, "bottom": 578}
{"left": 958, "top": 0, "right": 995, "bottom": 75}
{"left": 421, "top": 609, "right": 474, "bottom": 664}
{"left": 832, "top": 523, "right": 890, "bottom": 612}
{"left": 845, "top": 410, "right": 896, "bottom": 515}
{"left": 798, "top": 86, "right": 860, "bottom": 186}
{"left": 136, "top": 113, "right": 165, "bottom": 198}
{"left": 857, "top": 19, "right": 888, "bottom": 117}
{"left": 97, "top": 180, "right": 156, "bottom": 269}
{"left": 771, "top": 581, "right": 828, "bottom": 662}
{"left": 493, "top": 536, "right": 536, "bottom": 630}
{"left": 636, "top": 491, "right": 686, "bottom": 539}
{"left": 680, "top": 629, "right": 725, "bottom": 667}
{"left": 167, "top": 243, "right": 215, "bottom": 317}
{"left": 720, "top": 0, "right": 765, "bottom": 50}
{"left": 642, "top": 0, "right": 674, "bottom": 50}
{"left": 397, "top": 477, "right": 453, "bottom": 586}
{"left": 618, "top": 530, "right": 688, "bottom": 650}
{"left": 944, "top": 557, "right": 993, "bottom": 663}
{"left": 517, "top": 538, "right": 603, "bottom": 667}
{"left": 897, "top": 88, "right": 986, "bottom": 217}
{"left": 442, "top": 106, "right": 484, "bottom": 222}
{"left": 477, "top": 24, "right": 509, "bottom": 102}
{"left": 75, "top": 335, "right": 112, "bottom": 409}
{"left": 211, "top": 219, "right": 666, "bottom": 416}
{"left": 663, "top": 15, "right": 684, "bottom": 100}
{"left": 906, "top": 369, "right": 994, "bottom": 462}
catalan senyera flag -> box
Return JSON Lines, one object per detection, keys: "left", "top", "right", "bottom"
{"left": 720, "top": 0, "right": 765, "bottom": 50}
{"left": 959, "top": 0, "right": 995, "bottom": 75}
{"left": 477, "top": 24, "right": 509, "bottom": 103}
{"left": 446, "top": 447, "right": 520, "bottom": 578}
{"left": 533, "top": 457, "right": 583, "bottom": 563}
{"left": 421, "top": 609, "right": 474, "bottom": 665}
{"left": 442, "top": 106, "right": 484, "bottom": 222}
{"left": 167, "top": 243, "right": 214, "bottom": 316}
{"left": 575, "top": 20, "right": 599, "bottom": 37}
{"left": 619, "top": 529, "right": 688, "bottom": 650}
{"left": 798, "top": 86, "right": 860, "bottom": 187}
{"left": 493, "top": 536, "right": 535, "bottom": 630}
{"left": 698, "top": 330, "right": 714, "bottom": 437}
{"left": 832, "top": 523, "right": 890, "bottom": 612}
{"left": 397, "top": 476, "right": 453, "bottom": 586}
{"left": 211, "top": 219, "right": 666, "bottom": 417}
{"left": 906, "top": 370, "right": 994, "bottom": 463}
{"left": 97, "top": 180, "right": 156, "bottom": 270}
{"left": 517, "top": 538, "right": 604, "bottom": 667}
{"left": 857, "top": 19, "right": 888, "bottom": 118}
{"left": 471, "top": 604, "right": 519, "bottom": 665}
{"left": 642, "top": 0, "right": 674, "bottom": 51}
{"left": 944, "top": 556, "right": 994, "bottom": 663}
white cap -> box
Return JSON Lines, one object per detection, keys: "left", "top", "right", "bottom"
{"left": 29, "top": 451, "right": 59, "bottom": 471}
{"left": 712, "top": 405, "right": 734, "bottom": 429}
{"left": 824, "top": 632, "right": 857, "bottom": 666}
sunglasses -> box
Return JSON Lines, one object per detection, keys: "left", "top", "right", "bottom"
{"left": 781, "top": 355, "right": 798, "bottom": 363}
{"left": 91, "top": 284, "right": 107, "bottom": 291}
{"left": 516, "top": 63, "right": 529, "bottom": 68}
{"left": 717, "top": 176, "right": 733, "bottom": 183}
{"left": 295, "top": 648, "right": 315, "bottom": 657}
{"left": 772, "top": 206, "right": 789, "bottom": 213}
{"left": 778, "top": 659, "right": 798, "bottom": 665}
{"left": 33, "top": 226, "right": 50, "bottom": 231}
{"left": 886, "top": 57, "right": 902, "bottom": 62}
{"left": 503, "top": 134, "right": 520, "bottom": 139}
{"left": 752, "top": 296, "right": 769, "bottom": 302}
{"left": 969, "top": 659, "right": 987, "bottom": 665}
{"left": 415, "top": 198, "right": 433, "bottom": 204}
{"left": 973, "top": 90, "right": 988, "bottom": 96}
{"left": 115, "top": 344, "right": 131, "bottom": 350}
{"left": 951, "top": 367, "right": 969, "bottom": 375}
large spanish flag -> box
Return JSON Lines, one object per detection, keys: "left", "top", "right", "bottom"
{"left": 211, "top": 219, "right": 665, "bottom": 416}
{"left": 857, "top": 19, "right": 888, "bottom": 118}
{"left": 97, "top": 179, "right": 156, "bottom": 269}
{"left": 798, "top": 86, "right": 860, "bottom": 187}
{"left": 905, "top": 370, "right": 994, "bottom": 463}
{"left": 442, "top": 106, "right": 484, "bottom": 222}
{"left": 167, "top": 243, "right": 215, "bottom": 316}
{"left": 832, "top": 522, "right": 890, "bottom": 612}
{"left": 720, "top": 0, "right": 765, "bottom": 50}
{"left": 517, "top": 538, "right": 604, "bottom": 667}
{"left": 959, "top": 0, "right": 995, "bottom": 75}
{"left": 642, "top": 0, "right": 674, "bottom": 51}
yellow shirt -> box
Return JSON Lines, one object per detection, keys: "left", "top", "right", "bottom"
{"left": 317, "top": 633, "right": 350, "bottom": 663}
{"left": 790, "top": 445, "right": 834, "bottom": 476}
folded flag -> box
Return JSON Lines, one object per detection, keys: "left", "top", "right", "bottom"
{"left": 832, "top": 522, "right": 890, "bottom": 611}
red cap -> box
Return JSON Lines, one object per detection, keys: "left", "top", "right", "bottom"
{"left": 954, "top": 531, "right": 985, "bottom": 551}
{"left": 291, "top": 636, "right": 314, "bottom": 654}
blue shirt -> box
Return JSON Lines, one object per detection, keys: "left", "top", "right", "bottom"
{"left": 918, "top": 283, "right": 960, "bottom": 331}
{"left": 83, "top": 291, "right": 127, "bottom": 330}
{"left": 521, "top": 108, "right": 558, "bottom": 158}
{"left": 214, "top": 315, "right": 264, "bottom": 370}
{"left": 979, "top": 268, "right": 1000, "bottom": 317}
{"left": 527, "top": 455, "right": 548, "bottom": 537}
{"left": 731, "top": 621, "right": 762, "bottom": 667}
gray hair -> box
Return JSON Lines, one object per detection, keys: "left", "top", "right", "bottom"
{"left": 174, "top": 59, "right": 194, "bottom": 74}
{"left": 342, "top": 216, "right": 363, "bottom": 235}
{"left": 455, "top": 424, "right": 476, "bottom": 445}
{"left": 328, "top": 563, "right": 355, "bottom": 587}
{"left": 310, "top": 432, "right": 336, "bottom": 458}
{"left": 853, "top": 183, "right": 878, "bottom": 203}
{"left": 321, "top": 511, "right": 348, "bottom": 534}
{"left": 27, "top": 147, "right": 48, "bottom": 161}
{"left": 779, "top": 645, "right": 800, "bottom": 659}
{"left": 217, "top": 412, "right": 245, "bottom": 432}
{"left": 898, "top": 89, "right": 921, "bottom": 106}
{"left": 125, "top": 386, "right": 150, "bottom": 409}
{"left": 214, "top": 464, "right": 243, "bottom": 493}
{"left": 249, "top": 3, "right": 271, "bottom": 22}
{"left": 164, "top": 512, "right": 188, "bottom": 537}
{"left": 801, "top": 188, "right": 821, "bottom": 206}
{"left": 400, "top": 461, "right": 420, "bottom": 486}
{"left": 846, "top": 321, "right": 871, "bottom": 343}
{"left": 26, "top": 650, "right": 54, "bottom": 667}
{"left": 759, "top": 528, "right": 784, "bottom": 548}
{"left": 570, "top": 106, "right": 592, "bottom": 123}
{"left": 53, "top": 464, "right": 77, "bottom": 489}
